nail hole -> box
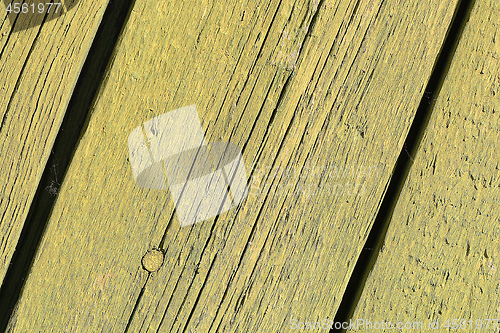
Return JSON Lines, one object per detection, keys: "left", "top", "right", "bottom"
{"left": 141, "top": 248, "right": 164, "bottom": 272}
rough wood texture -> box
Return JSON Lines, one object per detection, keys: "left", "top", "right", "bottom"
{"left": 0, "top": 0, "right": 109, "bottom": 283}
{"left": 8, "top": 0, "right": 459, "bottom": 331}
{"left": 351, "top": 0, "right": 500, "bottom": 330}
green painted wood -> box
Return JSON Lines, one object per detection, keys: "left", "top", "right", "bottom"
{"left": 352, "top": 0, "right": 500, "bottom": 330}
{"left": 7, "top": 0, "right": 461, "bottom": 331}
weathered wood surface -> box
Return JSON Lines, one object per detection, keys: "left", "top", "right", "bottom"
{"left": 0, "top": 0, "right": 109, "bottom": 284}
{"left": 351, "top": 0, "right": 500, "bottom": 330}
{"left": 7, "top": 0, "right": 460, "bottom": 331}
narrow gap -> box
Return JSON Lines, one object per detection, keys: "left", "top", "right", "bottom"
{"left": 162, "top": 212, "right": 224, "bottom": 331}
{"left": 180, "top": 253, "right": 218, "bottom": 333}
{"left": 124, "top": 276, "right": 149, "bottom": 333}
{"left": 331, "top": 0, "right": 476, "bottom": 331}
{"left": 157, "top": 244, "right": 202, "bottom": 333}
{"left": 208, "top": 199, "right": 289, "bottom": 332}
{"left": 158, "top": 209, "right": 176, "bottom": 250}
{"left": 0, "top": 0, "right": 137, "bottom": 330}
{"left": 155, "top": 249, "right": 193, "bottom": 332}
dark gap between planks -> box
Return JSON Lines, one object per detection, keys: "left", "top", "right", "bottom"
{"left": 0, "top": 0, "right": 137, "bottom": 329}
{"left": 331, "top": 0, "right": 477, "bottom": 331}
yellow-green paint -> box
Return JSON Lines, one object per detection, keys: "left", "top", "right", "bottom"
{"left": 0, "top": 0, "right": 109, "bottom": 283}
{"left": 351, "top": 0, "right": 500, "bottom": 331}
{"left": 8, "top": 0, "right": 461, "bottom": 331}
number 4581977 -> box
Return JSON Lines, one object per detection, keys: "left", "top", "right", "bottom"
{"left": 6, "top": 2, "right": 62, "bottom": 14}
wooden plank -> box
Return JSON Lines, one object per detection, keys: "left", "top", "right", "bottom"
{"left": 0, "top": 0, "right": 110, "bottom": 284}
{"left": 351, "top": 0, "right": 500, "bottom": 330}
{"left": 7, "top": 0, "right": 460, "bottom": 331}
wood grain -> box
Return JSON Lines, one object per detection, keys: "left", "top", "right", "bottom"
{"left": 351, "top": 0, "right": 500, "bottom": 330}
{"left": 7, "top": 0, "right": 460, "bottom": 331}
{"left": 0, "top": 0, "right": 109, "bottom": 284}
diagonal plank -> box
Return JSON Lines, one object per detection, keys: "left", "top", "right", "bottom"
{"left": 7, "top": 0, "right": 460, "bottom": 331}
{"left": 351, "top": 0, "right": 500, "bottom": 330}
{"left": 0, "top": 0, "right": 110, "bottom": 284}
